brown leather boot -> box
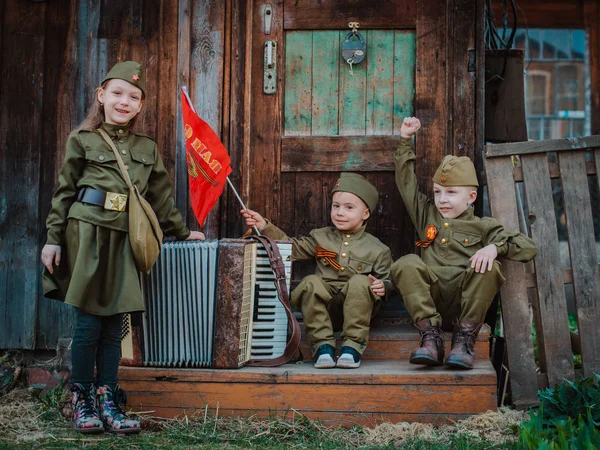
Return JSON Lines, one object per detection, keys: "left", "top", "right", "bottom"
{"left": 409, "top": 318, "right": 445, "bottom": 366}
{"left": 445, "top": 317, "right": 483, "bottom": 369}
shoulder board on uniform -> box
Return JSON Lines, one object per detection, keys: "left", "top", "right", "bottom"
{"left": 130, "top": 129, "right": 157, "bottom": 142}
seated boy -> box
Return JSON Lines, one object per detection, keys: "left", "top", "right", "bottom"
{"left": 241, "top": 173, "right": 392, "bottom": 369}
{"left": 391, "top": 117, "right": 537, "bottom": 369}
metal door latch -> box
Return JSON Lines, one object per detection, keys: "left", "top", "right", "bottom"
{"left": 264, "top": 4, "right": 272, "bottom": 34}
{"left": 264, "top": 40, "right": 277, "bottom": 94}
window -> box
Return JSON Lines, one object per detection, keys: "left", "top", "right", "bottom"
{"left": 512, "top": 29, "right": 590, "bottom": 139}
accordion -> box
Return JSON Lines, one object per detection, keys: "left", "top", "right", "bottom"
{"left": 120, "top": 239, "right": 293, "bottom": 368}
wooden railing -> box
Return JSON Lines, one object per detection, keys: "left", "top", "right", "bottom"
{"left": 484, "top": 136, "right": 600, "bottom": 409}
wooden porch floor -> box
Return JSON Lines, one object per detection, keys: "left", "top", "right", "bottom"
{"left": 119, "top": 322, "right": 498, "bottom": 427}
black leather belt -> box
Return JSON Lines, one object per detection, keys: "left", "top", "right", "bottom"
{"left": 77, "top": 188, "right": 128, "bottom": 212}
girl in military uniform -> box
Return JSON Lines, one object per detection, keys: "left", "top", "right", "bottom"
{"left": 391, "top": 117, "right": 537, "bottom": 369}
{"left": 241, "top": 173, "right": 392, "bottom": 369}
{"left": 41, "top": 61, "right": 204, "bottom": 434}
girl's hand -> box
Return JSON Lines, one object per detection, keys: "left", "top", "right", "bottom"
{"left": 469, "top": 244, "right": 498, "bottom": 273}
{"left": 368, "top": 274, "right": 386, "bottom": 297}
{"left": 41, "top": 244, "right": 61, "bottom": 275}
{"left": 400, "top": 117, "right": 421, "bottom": 138}
{"left": 241, "top": 209, "right": 267, "bottom": 231}
{"left": 186, "top": 231, "right": 206, "bottom": 241}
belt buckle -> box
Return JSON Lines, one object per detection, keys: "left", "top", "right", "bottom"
{"left": 104, "top": 192, "right": 128, "bottom": 212}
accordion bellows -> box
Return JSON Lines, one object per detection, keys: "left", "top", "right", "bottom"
{"left": 141, "top": 240, "right": 219, "bottom": 367}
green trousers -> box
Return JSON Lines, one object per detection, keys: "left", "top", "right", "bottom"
{"left": 390, "top": 254, "right": 505, "bottom": 330}
{"left": 291, "top": 274, "right": 380, "bottom": 356}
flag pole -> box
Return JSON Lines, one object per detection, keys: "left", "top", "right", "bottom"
{"left": 182, "top": 86, "right": 261, "bottom": 236}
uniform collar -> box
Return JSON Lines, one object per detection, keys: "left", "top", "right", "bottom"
{"left": 335, "top": 224, "right": 367, "bottom": 239}
{"left": 457, "top": 206, "right": 475, "bottom": 220}
{"left": 101, "top": 122, "right": 131, "bottom": 139}
{"left": 435, "top": 205, "right": 475, "bottom": 221}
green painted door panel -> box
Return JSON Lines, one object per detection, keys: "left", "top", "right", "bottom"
{"left": 284, "top": 30, "right": 415, "bottom": 137}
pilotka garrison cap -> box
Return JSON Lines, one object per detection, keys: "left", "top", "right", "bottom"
{"left": 432, "top": 155, "right": 479, "bottom": 187}
{"left": 331, "top": 173, "right": 379, "bottom": 212}
{"left": 102, "top": 61, "right": 145, "bottom": 97}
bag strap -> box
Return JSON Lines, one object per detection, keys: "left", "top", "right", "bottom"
{"left": 246, "top": 235, "right": 301, "bottom": 367}
{"left": 97, "top": 128, "right": 135, "bottom": 190}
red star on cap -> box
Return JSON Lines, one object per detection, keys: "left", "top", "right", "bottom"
{"left": 132, "top": 74, "right": 140, "bottom": 81}
{"left": 440, "top": 176, "right": 447, "bottom": 183}
{"left": 335, "top": 181, "right": 340, "bottom": 187}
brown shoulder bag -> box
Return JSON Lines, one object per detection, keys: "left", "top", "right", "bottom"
{"left": 97, "top": 128, "right": 163, "bottom": 274}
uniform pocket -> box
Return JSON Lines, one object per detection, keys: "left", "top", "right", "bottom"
{"left": 452, "top": 230, "right": 482, "bottom": 247}
{"left": 85, "top": 150, "right": 116, "bottom": 164}
{"left": 348, "top": 256, "right": 373, "bottom": 274}
{"left": 131, "top": 151, "right": 155, "bottom": 165}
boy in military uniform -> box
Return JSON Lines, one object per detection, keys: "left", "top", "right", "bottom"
{"left": 391, "top": 117, "right": 537, "bottom": 369}
{"left": 242, "top": 173, "right": 392, "bottom": 369}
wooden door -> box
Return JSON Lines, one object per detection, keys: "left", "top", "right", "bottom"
{"left": 245, "top": 1, "right": 417, "bottom": 267}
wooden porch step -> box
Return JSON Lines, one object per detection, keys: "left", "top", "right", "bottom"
{"left": 119, "top": 360, "right": 497, "bottom": 427}
{"left": 299, "top": 319, "right": 491, "bottom": 362}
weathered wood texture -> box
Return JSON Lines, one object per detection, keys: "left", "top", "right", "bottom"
{"left": 492, "top": 0, "right": 584, "bottom": 28}
{"left": 284, "top": 0, "right": 416, "bottom": 30}
{"left": 484, "top": 138, "right": 600, "bottom": 406}
{"left": 0, "top": 0, "right": 226, "bottom": 350}
{"left": 119, "top": 360, "right": 497, "bottom": 426}
{"left": 212, "top": 240, "right": 248, "bottom": 369}
{"left": 0, "top": 0, "right": 45, "bottom": 349}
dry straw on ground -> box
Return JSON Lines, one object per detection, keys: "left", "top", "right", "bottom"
{"left": 365, "top": 407, "right": 528, "bottom": 445}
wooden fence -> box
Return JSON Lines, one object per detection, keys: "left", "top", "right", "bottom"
{"left": 484, "top": 136, "right": 600, "bottom": 408}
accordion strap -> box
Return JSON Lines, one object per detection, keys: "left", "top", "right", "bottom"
{"left": 246, "top": 235, "right": 301, "bottom": 367}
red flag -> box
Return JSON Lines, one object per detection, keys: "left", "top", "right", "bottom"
{"left": 181, "top": 89, "right": 232, "bottom": 227}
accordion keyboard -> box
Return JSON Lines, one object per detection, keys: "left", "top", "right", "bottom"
{"left": 250, "top": 243, "right": 293, "bottom": 359}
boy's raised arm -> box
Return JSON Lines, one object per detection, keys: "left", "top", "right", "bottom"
{"left": 394, "top": 117, "right": 431, "bottom": 237}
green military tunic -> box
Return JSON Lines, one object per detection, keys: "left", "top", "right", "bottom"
{"left": 43, "top": 122, "right": 190, "bottom": 316}
{"left": 390, "top": 138, "right": 537, "bottom": 328}
{"left": 260, "top": 221, "right": 392, "bottom": 355}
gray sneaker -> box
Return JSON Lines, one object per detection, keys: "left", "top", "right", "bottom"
{"left": 313, "top": 344, "right": 336, "bottom": 369}
{"left": 336, "top": 346, "right": 361, "bottom": 368}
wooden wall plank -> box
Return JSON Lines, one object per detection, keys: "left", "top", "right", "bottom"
{"left": 375, "top": 173, "right": 413, "bottom": 260}
{"left": 189, "top": 0, "right": 226, "bottom": 237}
{"left": 281, "top": 136, "right": 405, "bottom": 171}
{"left": 558, "top": 151, "right": 600, "bottom": 377}
{"left": 121, "top": 380, "right": 495, "bottom": 414}
{"left": 0, "top": 0, "right": 46, "bottom": 349}
{"left": 290, "top": 173, "right": 323, "bottom": 283}
{"left": 366, "top": 31, "right": 394, "bottom": 135}
{"left": 294, "top": 174, "right": 323, "bottom": 237}
{"left": 247, "top": 0, "right": 282, "bottom": 224}
{"left": 450, "top": 0, "right": 476, "bottom": 160}
{"left": 278, "top": 173, "right": 297, "bottom": 238}
{"left": 284, "top": 0, "right": 416, "bottom": 30}
{"left": 35, "top": 0, "right": 81, "bottom": 349}
{"left": 485, "top": 136, "right": 600, "bottom": 158}
{"left": 483, "top": 153, "right": 539, "bottom": 408}
{"left": 521, "top": 153, "right": 574, "bottom": 384}
{"left": 222, "top": 0, "right": 247, "bottom": 238}
{"left": 175, "top": 0, "right": 192, "bottom": 227}
{"left": 338, "top": 30, "right": 367, "bottom": 136}
{"left": 415, "top": 0, "right": 447, "bottom": 193}
{"left": 284, "top": 32, "right": 313, "bottom": 136}
{"left": 492, "top": 0, "right": 584, "bottom": 29}
{"left": 157, "top": 0, "right": 179, "bottom": 195}
{"left": 311, "top": 31, "right": 339, "bottom": 136}
{"left": 393, "top": 31, "right": 416, "bottom": 135}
